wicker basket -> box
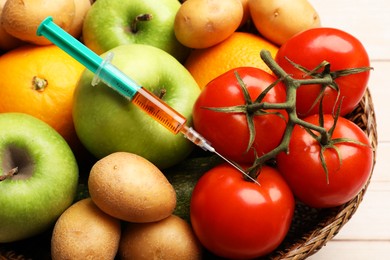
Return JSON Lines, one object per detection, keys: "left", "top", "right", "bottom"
{"left": 0, "top": 89, "right": 378, "bottom": 260}
{"left": 267, "top": 88, "right": 378, "bottom": 259}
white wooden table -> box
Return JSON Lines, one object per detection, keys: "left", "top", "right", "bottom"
{"left": 307, "top": 1, "right": 390, "bottom": 259}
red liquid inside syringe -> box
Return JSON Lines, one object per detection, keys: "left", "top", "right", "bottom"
{"left": 132, "top": 87, "right": 215, "bottom": 152}
{"left": 132, "top": 87, "right": 187, "bottom": 134}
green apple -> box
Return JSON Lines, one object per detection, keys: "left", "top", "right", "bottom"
{"left": 73, "top": 44, "right": 200, "bottom": 169}
{"left": 0, "top": 113, "right": 79, "bottom": 243}
{"left": 82, "top": 0, "right": 189, "bottom": 62}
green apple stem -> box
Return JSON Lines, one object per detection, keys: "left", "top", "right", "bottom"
{"left": 0, "top": 167, "right": 19, "bottom": 181}
{"left": 158, "top": 88, "right": 167, "bottom": 99}
{"left": 131, "top": 14, "right": 153, "bottom": 33}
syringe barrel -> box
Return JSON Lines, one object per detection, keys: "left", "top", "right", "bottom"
{"left": 97, "top": 60, "right": 141, "bottom": 99}
{"left": 37, "top": 16, "right": 102, "bottom": 74}
{"left": 37, "top": 16, "right": 185, "bottom": 133}
{"left": 132, "top": 88, "right": 187, "bottom": 134}
{"left": 37, "top": 16, "right": 142, "bottom": 99}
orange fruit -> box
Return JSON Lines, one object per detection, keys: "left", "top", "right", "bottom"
{"left": 0, "top": 44, "right": 84, "bottom": 148}
{"left": 185, "top": 32, "right": 278, "bottom": 89}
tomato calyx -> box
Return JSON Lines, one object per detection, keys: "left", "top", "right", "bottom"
{"left": 202, "top": 71, "right": 286, "bottom": 154}
{"left": 303, "top": 102, "right": 369, "bottom": 183}
{"left": 196, "top": 49, "right": 371, "bottom": 184}
{"left": 246, "top": 50, "right": 371, "bottom": 180}
{"left": 202, "top": 49, "right": 371, "bottom": 183}
{"left": 285, "top": 57, "right": 372, "bottom": 116}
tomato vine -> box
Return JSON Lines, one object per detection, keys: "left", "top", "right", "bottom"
{"left": 205, "top": 49, "right": 372, "bottom": 182}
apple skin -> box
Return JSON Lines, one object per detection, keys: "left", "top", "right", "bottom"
{"left": 73, "top": 44, "right": 200, "bottom": 169}
{"left": 0, "top": 113, "right": 79, "bottom": 243}
{"left": 82, "top": 0, "right": 190, "bottom": 62}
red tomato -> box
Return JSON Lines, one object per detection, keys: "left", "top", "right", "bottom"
{"left": 275, "top": 27, "right": 370, "bottom": 117}
{"left": 192, "top": 67, "right": 287, "bottom": 164}
{"left": 190, "top": 164, "right": 295, "bottom": 259}
{"left": 276, "top": 114, "right": 373, "bottom": 208}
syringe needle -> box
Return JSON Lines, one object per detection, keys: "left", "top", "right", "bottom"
{"left": 213, "top": 150, "right": 261, "bottom": 186}
{"left": 180, "top": 126, "right": 260, "bottom": 186}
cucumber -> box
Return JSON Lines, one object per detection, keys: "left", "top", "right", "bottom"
{"left": 164, "top": 155, "right": 222, "bottom": 222}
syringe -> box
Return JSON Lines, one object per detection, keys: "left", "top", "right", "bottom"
{"left": 36, "top": 17, "right": 259, "bottom": 185}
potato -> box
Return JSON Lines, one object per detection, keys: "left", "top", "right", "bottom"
{"left": 68, "top": 0, "right": 92, "bottom": 38}
{"left": 51, "top": 198, "right": 121, "bottom": 260}
{"left": 174, "top": 0, "right": 243, "bottom": 49}
{"left": 0, "top": 0, "right": 24, "bottom": 50}
{"left": 88, "top": 152, "right": 177, "bottom": 223}
{"left": 248, "top": 0, "right": 321, "bottom": 45}
{"left": 1, "top": 0, "right": 75, "bottom": 45}
{"left": 119, "top": 215, "right": 202, "bottom": 260}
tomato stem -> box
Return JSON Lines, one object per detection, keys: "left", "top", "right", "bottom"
{"left": 246, "top": 50, "right": 359, "bottom": 179}
{"left": 206, "top": 49, "right": 371, "bottom": 182}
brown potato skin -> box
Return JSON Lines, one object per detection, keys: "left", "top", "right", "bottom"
{"left": 88, "top": 152, "right": 177, "bottom": 223}
{"left": 68, "top": 0, "right": 92, "bottom": 38}
{"left": 249, "top": 0, "right": 321, "bottom": 45}
{"left": 51, "top": 198, "right": 121, "bottom": 260}
{"left": 174, "top": 0, "right": 243, "bottom": 49}
{"left": 119, "top": 215, "right": 202, "bottom": 260}
{"left": 0, "top": 0, "right": 24, "bottom": 51}
{"left": 1, "top": 0, "right": 75, "bottom": 45}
